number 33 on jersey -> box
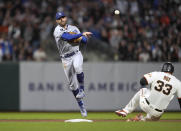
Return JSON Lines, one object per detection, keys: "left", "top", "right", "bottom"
{"left": 144, "top": 71, "right": 181, "bottom": 110}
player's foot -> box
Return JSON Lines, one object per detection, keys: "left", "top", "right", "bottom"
{"left": 79, "top": 105, "right": 87, "bottom": 117}
{"left": 76, "top": 89, "right": 85, "bottom": 99}
{"left": 115, "top": 109, "right": 127, "bottom": 117}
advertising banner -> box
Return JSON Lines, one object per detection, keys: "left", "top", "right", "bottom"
{"left": 20, "top": 62, "right": 181, "bottom": 111}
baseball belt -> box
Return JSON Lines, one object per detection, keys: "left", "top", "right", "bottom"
{"left": 145, "top": 98, "right": 163, "bottom": 112}
{"left": 61, "top": 50, "right": 79, "bottom": 58}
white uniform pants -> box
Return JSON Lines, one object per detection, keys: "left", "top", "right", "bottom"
{"left": 61, "top": 51, "right": 83, "bottom": 90}
{"left": 123, "top": 88, "right": 164, "bottom": 119}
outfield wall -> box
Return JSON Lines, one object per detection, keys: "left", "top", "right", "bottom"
{"left": 0, "top": 63, "right": 19, "bottom": 111}
{"left": 0, "top": 62, "right": 180, "bottom": 111}
{"left": 19, "top": 62, "right": 181, "bottom": 111}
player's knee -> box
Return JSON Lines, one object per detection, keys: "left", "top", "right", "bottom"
{"left": 74, "top": 67, "right": 82, "bottom": 74}
{"left": 69, "top": 82, "right": 78, "bottom": 91}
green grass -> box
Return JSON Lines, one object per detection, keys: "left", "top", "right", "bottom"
{"left": 0, "top": 112, "right": 180, "bottom": 131}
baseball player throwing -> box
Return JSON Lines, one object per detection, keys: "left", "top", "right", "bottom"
{"left": 115, "top": 62, "right": 181, "bottom": 121}
{"left": 53, "top": 12, "right": 92, "bottom": 117}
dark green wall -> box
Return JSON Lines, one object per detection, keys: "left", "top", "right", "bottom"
{"left": 0, "top": 63, "right": 19, "bottom": 111}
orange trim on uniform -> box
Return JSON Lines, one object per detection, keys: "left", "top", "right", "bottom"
{"left": 143, "top": 76, "right": 148, "bottom": 85}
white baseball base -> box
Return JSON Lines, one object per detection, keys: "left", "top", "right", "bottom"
{"left": 64, "top": 119, "right": 93, "bottom": 122}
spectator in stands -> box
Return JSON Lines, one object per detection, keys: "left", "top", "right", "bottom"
{"left": 0, "top": 0, "right": 180, "bottom": 62}
{"left": 0, "top": 44, "right": 3, "bottom": 62}
{"left": 33, "top": 45, "right": 47, "bottom": 62}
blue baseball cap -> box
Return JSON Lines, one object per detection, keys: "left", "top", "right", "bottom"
{"left": 56, "top": 12, "right": 66, "bottom": 20}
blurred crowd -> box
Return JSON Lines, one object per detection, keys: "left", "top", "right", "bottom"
{"left": 0, "top": 0, "right": 181, "bottom": 62}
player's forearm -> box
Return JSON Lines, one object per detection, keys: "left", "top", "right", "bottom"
{"left": 61, "top": 32, "right": 82, "bottom": 41}
{"left": 178, "top": 98, "right": 181, "bottom": 110}
{"left": 80, "top": 36, "right": 87, "bottom": 44}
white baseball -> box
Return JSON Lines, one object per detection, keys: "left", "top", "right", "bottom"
{"left": 114, "top": 10, "right": 120, "bottom": 15}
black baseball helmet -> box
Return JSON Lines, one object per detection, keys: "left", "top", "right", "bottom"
{"left": 161, "top": 62, "right": 174, "bottom": 74}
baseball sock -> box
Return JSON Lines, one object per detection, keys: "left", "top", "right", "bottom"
{"left": 77, "top": 72, "right": 84, "bottom": 91}
{"left": 72, "top": 88, "right": 79, "bottom": 97}
{"left": 72, "top": 89, "right": 84, "bottom": 107}
{"left": 76, "top": 98, "right": 84, "bottom": 107}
